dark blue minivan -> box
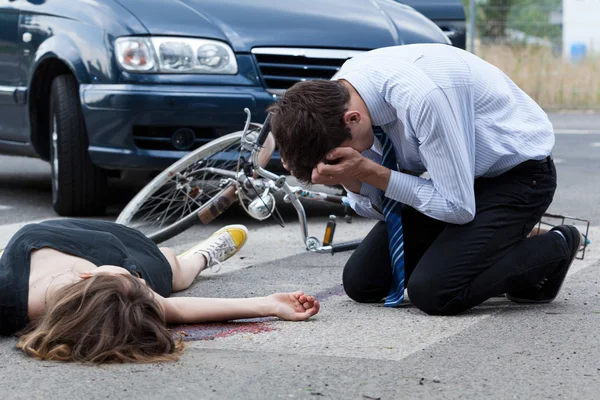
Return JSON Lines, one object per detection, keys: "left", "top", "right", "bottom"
{"left": 0, "top": 0, "right": 456, "bottom": 215}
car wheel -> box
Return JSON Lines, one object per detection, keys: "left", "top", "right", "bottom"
{"left": 49, "top": 74, "right": 108, "bottom": 216}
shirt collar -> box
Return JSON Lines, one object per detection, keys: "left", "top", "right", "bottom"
{"left": 335, "top": 70, "right": 397, "bottom": 126}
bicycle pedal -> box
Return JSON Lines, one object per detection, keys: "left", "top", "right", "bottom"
{"left": 323, "top": 215, "right": 337, "bottom": 246}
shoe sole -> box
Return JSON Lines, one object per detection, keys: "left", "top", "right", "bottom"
{"left": 178, "top": 224, "right": 249, "bottom": 257}
{"left": 506, "top": 227, "right": 582, "bottom": 304}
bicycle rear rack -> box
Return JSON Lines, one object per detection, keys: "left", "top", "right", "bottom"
{"left": 535, "top": 213, "right": 591, "bottom": 260}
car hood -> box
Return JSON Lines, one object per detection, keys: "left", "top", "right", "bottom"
{"left": 398, "top": 0, "right": 465, "bottom": 20}
{"left": 115, "top": 0, "right": 447, "bottom": 52}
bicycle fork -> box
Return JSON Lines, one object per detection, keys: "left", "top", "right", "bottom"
{"left": 279, "top": 182, "right": 361, "bottom": 255}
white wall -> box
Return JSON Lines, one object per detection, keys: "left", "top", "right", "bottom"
{"left": 563, "top": 0, "right": 600, "bottom": 59}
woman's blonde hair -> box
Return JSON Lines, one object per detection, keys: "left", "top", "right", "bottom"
{"left": 18, "top": 273, "right": 184, "bottom": 364}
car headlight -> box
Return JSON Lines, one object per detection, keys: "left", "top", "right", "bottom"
{"left": 115, "top": 37, "right": 238, "bottom": 74}
{"left": 115, "top": 38, "right": 156, "bottom": 72}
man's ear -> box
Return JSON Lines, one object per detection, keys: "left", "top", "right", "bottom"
{"left": 343, "top": 110, "right": 362, "bottom": 127}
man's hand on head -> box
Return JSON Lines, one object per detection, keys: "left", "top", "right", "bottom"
{"left": 311, "top": 147, "right": 364, "bottom": 186}
{"left": 312, "top": 147, "right": 391, "bottom": 192}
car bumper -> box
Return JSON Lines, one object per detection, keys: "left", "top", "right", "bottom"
{"left": 80, "top": 83, "right": 278, "bottom": 170}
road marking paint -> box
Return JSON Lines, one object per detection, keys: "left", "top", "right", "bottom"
{"left": 190, "top": 227, "right": 599, "bottom": 361}
{"left": 0, "top": 219, "right": 51, "bottom": 248}
{"left": 591, "top": 142, "right": 600, "bottom": 147}
{"left": 0, "top": 205, "right": 12, "bottom": 211}
{"left": 2, "top": 217, "right": 595, "bottom": 354}
{"left": 555, "top": 129, "right": 600, "bottom": 135}
{"left": 0, "top": 218, "right": 71, "bottom": 248}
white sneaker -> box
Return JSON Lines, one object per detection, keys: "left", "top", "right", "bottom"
{"left": 179, "top": 225, "right": 248, "bottom": 272}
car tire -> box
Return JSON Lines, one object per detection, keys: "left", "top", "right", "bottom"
{"left": 49, "top": 74, "right": 108, "bottom": 216}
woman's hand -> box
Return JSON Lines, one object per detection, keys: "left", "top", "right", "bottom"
{"left": 268, "top": 292, "right": 320, "bottom": 321}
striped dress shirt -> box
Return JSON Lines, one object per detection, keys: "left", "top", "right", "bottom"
{"left": 333, "top": 44, "right": 555, "bottom": 224}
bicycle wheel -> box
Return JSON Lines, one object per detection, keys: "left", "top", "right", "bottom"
{"left": 116, "top": 131, "right": 244, "bottom": 244}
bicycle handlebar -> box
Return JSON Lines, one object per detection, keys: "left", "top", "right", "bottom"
{"left": 255, "top": 113, "right": 272, "bottom": 149}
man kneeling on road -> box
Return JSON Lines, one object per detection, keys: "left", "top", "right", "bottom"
{"left": 267, "top": 43, "right": 584, "bottom": 315}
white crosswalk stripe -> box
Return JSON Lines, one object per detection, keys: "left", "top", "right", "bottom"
{"left": 1, "top": 216, "right": 597, "bottom": 364}
{"left": 0, "top": 218, "right": 67, "bottom": 249}
{"left": 190, "top": 226, "right": 599, "bottom": 362}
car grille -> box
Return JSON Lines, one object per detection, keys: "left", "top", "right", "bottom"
{"left": 252, "top": 47, "right": 364, "bottom": 95}
{"left": 132, "top": 126, "right": 239, "bottom": 151}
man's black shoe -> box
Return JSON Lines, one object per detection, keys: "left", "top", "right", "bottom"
{"left": 506, "top": 225, "right": 583, "bottom": 304}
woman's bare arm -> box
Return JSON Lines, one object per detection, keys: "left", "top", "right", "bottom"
{"left": 154, "top": 292, "right": 320, "bottom": 324}
{"left": 76, "top": 267, "right": 320, "bottom": 324}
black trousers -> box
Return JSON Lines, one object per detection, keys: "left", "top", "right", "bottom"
{"left": 343, "top": 158, "right": 570, "bottom": 315}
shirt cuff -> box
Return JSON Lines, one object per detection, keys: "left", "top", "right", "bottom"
{"left": 345, "top": 189, "right": 384, "bottom": 221}
{"left": 385, "top": 170, "right": 421, "bottom": 206}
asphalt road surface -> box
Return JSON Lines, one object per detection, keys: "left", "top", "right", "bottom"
{"left": 0, "top": 112, "right": 599, "bottom": 399}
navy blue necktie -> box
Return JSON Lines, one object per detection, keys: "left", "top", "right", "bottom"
{"left": 373, "top": 126, "right": 405, "bottom": 307}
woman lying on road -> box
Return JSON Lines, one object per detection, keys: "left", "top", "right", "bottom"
{"left": 0, "top": 219, "right": 319, "bottom": 363}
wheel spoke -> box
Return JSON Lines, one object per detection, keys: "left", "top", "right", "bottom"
{"left": 156, "top": 188, "right": 183, "bottom": 229}
{"left": 120, "top": 134, "right": 245, "bottom": 238}
{"left": 179, "top": 194, "right": 192, "bottom": 222}
{"left": 140, "top": 201, "right": 186, "bottom": 227}
{"left": 146, "top": 192, "right": 182, "bottom": 202}
{"left": 138, "top": 189, "right": 180, "bottom": 226}
{"left": 183, "top": 191, "right": 206, "bottom": 210}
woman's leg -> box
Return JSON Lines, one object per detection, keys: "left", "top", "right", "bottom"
{"left": 161, "top": 224, "right": 249, "bottom": 293}
{"left": 160, "top": 248, "right": 207, "bottom": 292}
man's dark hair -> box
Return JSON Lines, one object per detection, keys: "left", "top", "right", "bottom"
{"left": 267, "top": 80, "right": 351, "bottom": 183}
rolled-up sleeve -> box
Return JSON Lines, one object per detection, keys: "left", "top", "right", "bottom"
{"left": 385, "top": 88, "right": 476, "bottom": 225}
